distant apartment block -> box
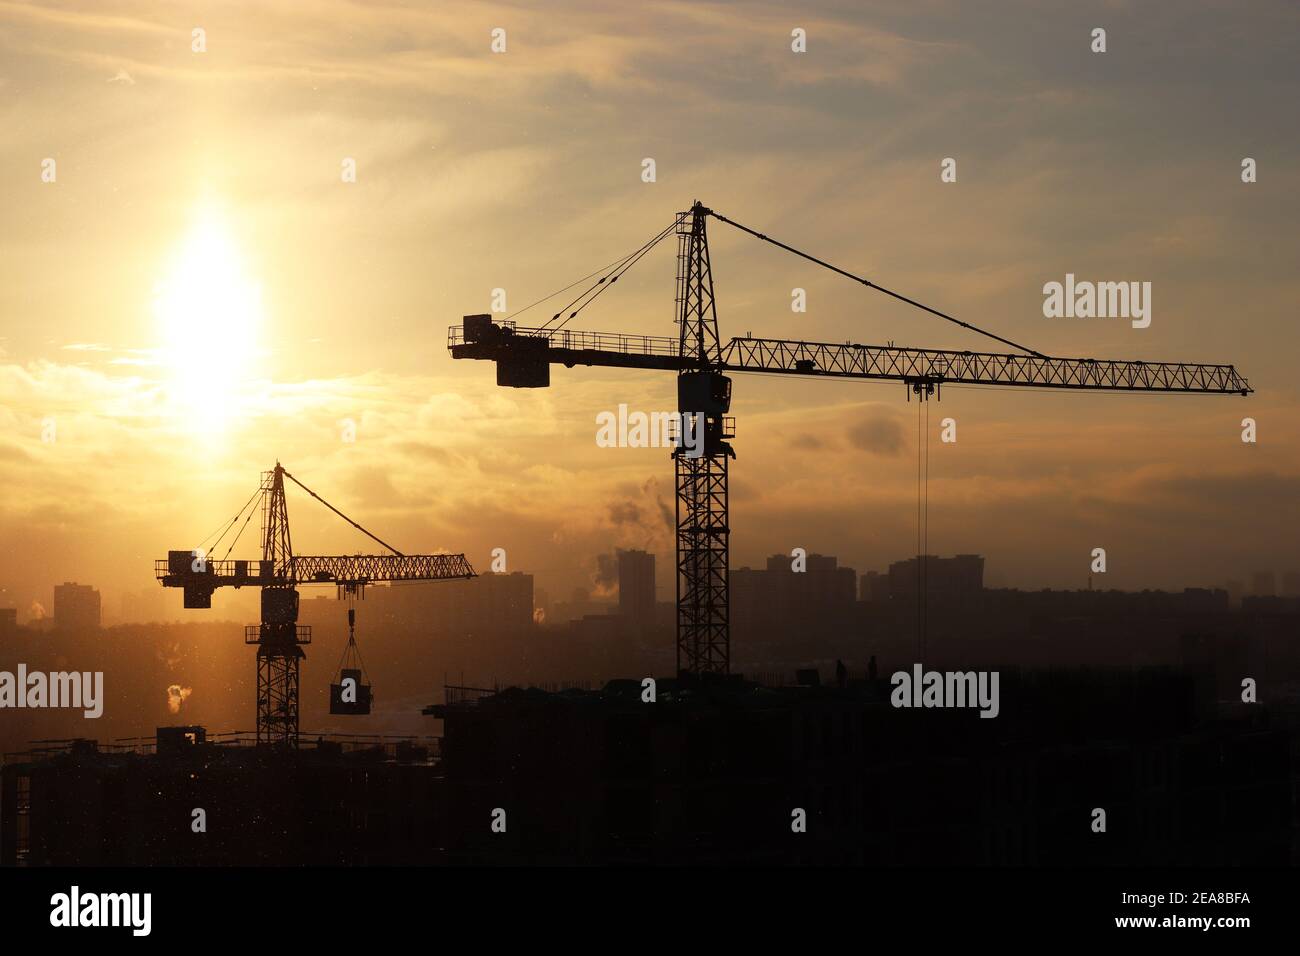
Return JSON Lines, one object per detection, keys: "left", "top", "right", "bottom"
{"left": 0, "top": 608, "right": 16, "bottom": 637}
{"left": 53, "top": 582, "right": 101, "bottom": 631}
{"left": 447, "top": 571, "right": 535, "bottom": 636}
{"left": 888, "top": 554, "right": 984, "bottom": 599}
{"left": 731, "top": 553, "right": 857, "bottom": 638}
{"left": 618, "top": 549, "right": 655, "bottom": 621}
{"left": 119, "top": 587, "right": 174, "bottom": 625}
{"left": 859, "top": 570, "right": 890, "bottom": 604}
{"left": 1252, "top": 571, "right": 1277, "bottom": 597}
{"left": 360, "top": 571, "right": 535, "bottom": 638}
{"left": 550, "top": 588, "right": 616, "bottom": 625}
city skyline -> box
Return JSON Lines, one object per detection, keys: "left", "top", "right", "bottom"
{"left": 6, "top": 543, "right": 1298, "bottom": 628}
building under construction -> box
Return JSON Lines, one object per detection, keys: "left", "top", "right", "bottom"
{"left": 1, "top": 728, "right": 443, "bottom": 866}
{"left": 3, "top": 667, "right": 1291, "bottom": 866}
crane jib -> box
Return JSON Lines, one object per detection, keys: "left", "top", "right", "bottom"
{"left": 449, "top": 320, "right": 1251, "bottom": 395}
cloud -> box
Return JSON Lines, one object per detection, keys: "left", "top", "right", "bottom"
{"left": 608, "top": 501, "right": 641, "bottom": 525}
{"left": 166, "top": 684, "right": 192, "bottom": 714}
{"left": 604, "top": 476, "right": 673, "bottom": 548}
{"left": 848, "top": 407, "right": 906, "bottom": 456}
{"left": 106, "top": 69, "right": 134, "bottom": 85}
{"left": 590, "top": 551, "right": 618, "bottom": 598}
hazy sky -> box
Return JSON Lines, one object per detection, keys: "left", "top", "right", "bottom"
{"left": 1, "top": 0, "right": 1297, "bottom": 620}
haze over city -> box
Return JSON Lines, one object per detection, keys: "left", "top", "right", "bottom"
{"left": 2, "top": 0, "right": 1297, "bottom": 618}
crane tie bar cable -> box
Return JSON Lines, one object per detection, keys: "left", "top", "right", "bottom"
{"left": 707, "top": 209, "right": 1047, "bottom": 358}
{"left": 219, "top": 497, "right": 261, "bottom": 563}
{"left": 281, "top": 468, "right": 405, "bottom": 556}
{"left": 529, "top": 222, "right": 675, "bottom": 330}
{"left": 538, "top": 220, "right": 678, "bottom": 334}
{"left": 200, "top": 485, "right": 261, "bottom": 558}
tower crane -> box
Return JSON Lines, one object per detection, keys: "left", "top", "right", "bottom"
{"left": 155, "top": 462, "right": 475, "bottom": 746}
{"left": 449, "top": 201, "right": 1250, "bottom": 678}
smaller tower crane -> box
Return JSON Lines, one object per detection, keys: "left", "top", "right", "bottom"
{"left": 155, "top": 462, "right": 475, "bottom": 747}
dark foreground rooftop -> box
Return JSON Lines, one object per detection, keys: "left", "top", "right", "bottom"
{"left": 3, "top": 669, "right": 1293, "bottom": 866}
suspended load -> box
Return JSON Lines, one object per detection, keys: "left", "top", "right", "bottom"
{"left": 330, "top": 608, "right": 373, "bottom": 715}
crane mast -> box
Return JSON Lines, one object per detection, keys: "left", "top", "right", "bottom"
{"left": 449, "top": 201, "right": 1251, "bottom": 678}
{"left": 257, "top": 464, "right": 305, "bottom": 745}
{"left": 674, "top": 203, "right": 734, "bottom": 674}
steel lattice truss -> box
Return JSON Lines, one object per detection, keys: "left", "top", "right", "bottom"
{"left": 155, "top": 553, "right": 475, "bottom": 588}
{"left": 671, "top": 205, "right": 734, "bottom": 676}
{"left": 677, "top": 210, "right": 724, "bottom": 366}
{"left": 290, "top": 553, "right": 475, "bottom": 585}
{"left": 256, "top": 646, "right": 303, "bottom": 747}
{"left": 449, "top": 325, "right": 1250, "bottom": 395}
{"left": 676, "top": 452, "right": 730, "bottom": 675}
{"left": 720, "top": 338, "right": 1251, "bottom": 393}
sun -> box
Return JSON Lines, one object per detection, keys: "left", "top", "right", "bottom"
{"left": 153, "top": 206, "right": 264, "bottom": 428}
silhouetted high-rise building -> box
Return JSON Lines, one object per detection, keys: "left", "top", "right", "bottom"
{"left": 118, "top": 586, "right": 174, "bottom": 625}
{"left": 859, "top": 571, "right": 890, "bottom": 603}
{"left": 479, "top": 572, "right": 535, "bottom": 633}
{"left": 618, "top": 550, "right": 655, "bottom": 621}
{"left": 354, "top": 572, "right": 535, "bottom": 639}
{"left": 551, "top": 587, "right": 614, "bottom": 624}
{"left": 731, "top": 553, "right": 857, "bottom": 641}
{"left": 888, "top": 554, "right": 984, "bottom": 599}
{"left": 1251, "top": 570, "right": 1276, "bottom": 597}
{"left": 1283, "top": 572, "right": 1300, "bottom": 598}
{"left": 53, "top": 582, "right": 100, "bottom": 631}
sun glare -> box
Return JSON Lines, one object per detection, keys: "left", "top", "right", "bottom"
{"left": 153, "top": 207, "right": 263, "bottom": 429}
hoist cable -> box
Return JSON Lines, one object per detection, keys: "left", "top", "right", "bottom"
{"left": 916, "top": 399, "right": 923, "bottom": 660}
{"left": 923, "top": 400, "right": 930, "bottom": 660}
{"left": 201, "top": 485, "right": 261, "bottom": 559}
{"left": 219, "top": 496, "right": 261, "bottom": 564}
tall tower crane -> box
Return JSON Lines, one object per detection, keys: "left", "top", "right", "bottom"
{"left": 450, "top": 202, "right": 1251, "bottom": 677}
{"left": 155, "top": 462, "right": 475, "bottom": 746}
